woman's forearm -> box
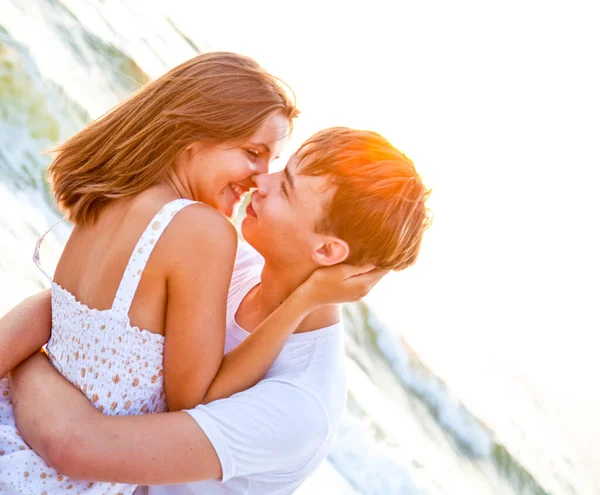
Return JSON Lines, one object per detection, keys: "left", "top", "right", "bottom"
{"left": 200, "top": 263, "right": 386, "bottom": 405}
{"left": 201, "top": 287, "right": 314, "bottom": 404}
{"left": 0, "top": 289, "right": 52, "bottom": 377}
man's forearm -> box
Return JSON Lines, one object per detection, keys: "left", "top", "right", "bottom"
{"left": 0, "top": 289, "right": 52, "bottom": 377}
{"left": 10, "top": 354, "right": 222, "bottom": 484}
{"left": 10, "top": 352, "right": 92, "bottom": 470}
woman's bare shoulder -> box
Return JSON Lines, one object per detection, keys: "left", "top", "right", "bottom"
{"left": 154, "top": 202, "right": 238, "bottom": 272}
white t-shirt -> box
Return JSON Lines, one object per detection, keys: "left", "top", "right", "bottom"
{"left": 140, "top": 242, "right": 347, "bottom": 495}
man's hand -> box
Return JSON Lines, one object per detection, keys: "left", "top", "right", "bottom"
{"left": 0, "top": 289, "right": 52, "bottom": 377}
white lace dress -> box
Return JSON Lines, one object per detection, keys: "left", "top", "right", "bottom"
{"left": 0, "top": 198, "right": 196, "bottom": 494}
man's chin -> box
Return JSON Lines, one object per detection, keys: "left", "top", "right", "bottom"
{"left": 240, "top": 223, "right": 262, "bottom": 250}
{"left": 240, "top": 217, "right": 251, "bottom": 238}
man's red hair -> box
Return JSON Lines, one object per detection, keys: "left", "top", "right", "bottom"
{"left": 298, "top": 127, "right": 431, "bottom": 270}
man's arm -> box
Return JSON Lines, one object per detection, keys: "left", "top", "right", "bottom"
{"left": 0, "top": 289, "right": 52, "bottom": 377}
{"left": 10, "top": 353, "right": 222, "bottom": 484}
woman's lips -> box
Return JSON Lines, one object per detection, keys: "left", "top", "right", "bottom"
{"left": 230, "top": 183, "right": 249, "bottom": 202}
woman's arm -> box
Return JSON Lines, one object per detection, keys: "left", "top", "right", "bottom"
{"left": 161, "top": 205, "right": 238, "bottom": 411}
{"left": 10, "top": 353, "right": 221, "bottom": 484}
{"left": 163, "top": 202, "right": 385, "bottom": 409}
{"left": 0, "top": 289, "right": 52, "bottom": 377}
{"left": 200, "top": 264, "right": 387, "bottom": 404}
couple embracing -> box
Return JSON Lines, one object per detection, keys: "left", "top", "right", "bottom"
{"left": 0, "top": 52, "right": 430, "bottom": 494}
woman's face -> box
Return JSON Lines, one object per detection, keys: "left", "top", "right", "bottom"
{"left": 175, "top": 112, "right": 291, "bottom": 218}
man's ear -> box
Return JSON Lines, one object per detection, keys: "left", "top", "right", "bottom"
{"left": 312, "top": 237, "right": 350, "bottom": 266}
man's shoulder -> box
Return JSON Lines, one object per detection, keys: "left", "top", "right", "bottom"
{"left": 179, "top": 330, "right": 347, "bottom": 490}
{"left": 183, "top": 376, "right": 333, "bottom": 482}
{"left": 191, "top": 371, "right": 339, "bottom": 435}
{"left": 263, "top": 333, "right": 347, "bottom": 428}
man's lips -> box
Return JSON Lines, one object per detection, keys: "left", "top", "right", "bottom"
{"left": 246, "top": 200, "right": 257, "bottom": 218}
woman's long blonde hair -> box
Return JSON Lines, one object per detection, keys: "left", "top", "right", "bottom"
{"left": 49, "top": 52, "right": 298, "bottom": 225}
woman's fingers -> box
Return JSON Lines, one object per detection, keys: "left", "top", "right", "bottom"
{"left": 301, "top": 264, "right": 389, "bottom": 306}
{"left": 343, "top": 264, "right": 376, "bottom": 278}
{"left": 345, "top": 268, "right": 389, "bottom": 298}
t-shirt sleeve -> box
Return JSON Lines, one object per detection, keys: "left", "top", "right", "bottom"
{"left": 234, "top": 241, "right": 264, "bottom": 273}
{"left": 184, "top": 379, "right": 329, "bottom": 482}
{"left": 228, "top": 241, "right": 264, "bottom": 298}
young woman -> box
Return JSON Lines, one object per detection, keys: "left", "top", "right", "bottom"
{"left": 0, "top": 52, "right": 375, "bottom": 494}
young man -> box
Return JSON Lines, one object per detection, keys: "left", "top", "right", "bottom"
{"left": 5, "top": 127, "right": 430, "bottom": 494}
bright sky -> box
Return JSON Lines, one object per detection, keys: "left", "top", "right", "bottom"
{"left": 168, "top": 0, "right": 600, "bottom": 473}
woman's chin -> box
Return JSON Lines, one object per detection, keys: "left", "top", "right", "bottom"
{"left": 223, "top": 190, "right": 246, "bottom": 219}
{"left": 214, "top": 197, "right": 237, "bottom": 219}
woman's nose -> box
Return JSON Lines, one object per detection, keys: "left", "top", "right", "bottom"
{"left": 249, "top": 156, "right": 269, "bottom": 176}
{"left": 253, "top": 173, "right": 269, "bottom": 197}
{"left": 256, "top": 157, "right": 270, "bottom": 175}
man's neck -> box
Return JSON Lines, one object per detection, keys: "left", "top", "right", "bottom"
{"left": 236, "top": 260, "right": 341, "bottom": 335}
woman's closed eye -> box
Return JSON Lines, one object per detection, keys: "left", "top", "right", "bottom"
{"left": 245, "top": 149, "right": 260, "bottom": 160}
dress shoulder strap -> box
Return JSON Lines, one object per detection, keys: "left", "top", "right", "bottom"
{"left": 110, "top": 199, "right": 197, "bottom": 319}
{"left": 33, "top": 215, "right": 67, "bottom": 282}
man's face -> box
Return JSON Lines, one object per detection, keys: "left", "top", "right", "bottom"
{"left": 241, "top": 153, "right": 337, "bottom": 268}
